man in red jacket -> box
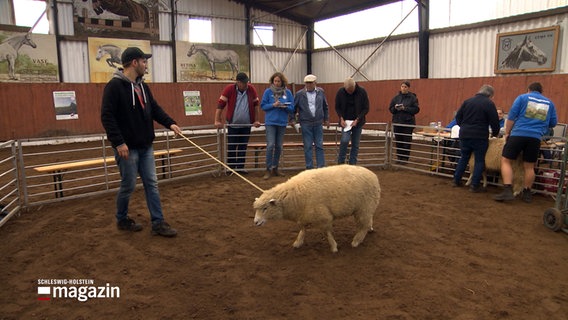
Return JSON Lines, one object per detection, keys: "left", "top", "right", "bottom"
{"left": 214, "top": 72, "right": 261, "bottom": 174}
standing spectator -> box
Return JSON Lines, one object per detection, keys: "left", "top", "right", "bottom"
{"left": 335, "top": 77, "right": 370, "bottom": 165}
{"left": 452, "top": 85, "right": 500, "bottom": 192}
{"left": 214, "top": 72, "right": 261, "bottom": 174}
{"left": 101, "top": 47, "right": 181, "bottom": 237}
{"left": 260, "top": 72, "right": 294, "bottom": 179}
{"left": 494, "top": 82, "right": 557, "bottom": 203}
{"left": 294, "top": 74, "right": 330, "bottom": 169}
{"left": 389, "top": 81, "right": 420, "bottom": 164}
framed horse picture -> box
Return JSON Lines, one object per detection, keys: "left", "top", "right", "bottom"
{"left": 494, "top": 25, "right": 560, "bottom": 74}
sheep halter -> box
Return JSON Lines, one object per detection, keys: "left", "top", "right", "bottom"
{"left": 178, "top": 132, "right": 265, "bottom": 193}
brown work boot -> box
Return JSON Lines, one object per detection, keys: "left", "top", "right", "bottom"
{"left": 493, "top": 185, "right": 515, "bottom": 201}
{"left": 272, "top": 168, "right": 285, "bottom": 177}
{"left": 263, "top": 170, "right": 272, "bottom": 180}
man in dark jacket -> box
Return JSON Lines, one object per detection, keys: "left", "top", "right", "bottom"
{"left": 452, "top": 84, "right": 500, "bottom": 192}
{"left": 335, "top": 77, "right": 369, "bottom": 165}
{"left": 101, "top": 47, "right": 181, "bottom": 237}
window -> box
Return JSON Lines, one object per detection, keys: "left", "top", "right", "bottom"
{"left": 253, "top": 25, "right": 274, "bottom": 46}
{"left": 13, "top": 0, "right": 49, "bottom": 34}
{"left": 189, "top": 18, "right": 212, "bottom": 43}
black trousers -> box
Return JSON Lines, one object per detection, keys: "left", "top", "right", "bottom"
{"left": 393, "top": 125, "right": 414, "bottom": 162}
{"left": 227, "top": 126, "right": 251, "bottom": 169}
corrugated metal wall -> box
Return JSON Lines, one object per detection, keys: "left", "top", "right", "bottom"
{"left": 429, "top": 12, "right": 568, "bottom": 79}
{"left": 312, "top": 37, "right": 420, "bottom": 83}
{"left": 5, "top": 0, "right": 568, "bottom": 84}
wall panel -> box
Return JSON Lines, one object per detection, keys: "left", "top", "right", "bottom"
{"left": 2, "top": 75, "right": 567, "bottom": 140}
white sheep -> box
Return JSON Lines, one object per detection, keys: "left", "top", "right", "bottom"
{"left": 465, "top": 137, "right": 525, "bottom": 194}
{"left": 253, "top": 165, "right": 381, "bottom": 253}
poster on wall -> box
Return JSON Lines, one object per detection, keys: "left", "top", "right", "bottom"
{"left": 72, "top": 0, "right": 161, "bottom": 41}
{"left": 183, "top": 91, "right": 202, "bottom": 116}
{"left": 175, "top": 41, "right": 250, "bottom": 82}
{"left": 0, "top": 25, "right": 59, "bottom": 82}
{"left": 494, "top": 25, "right": 560, "bottom": 74}
{"left": 87, "top": 37, "right": 152, "bottom": 83}
{"left": 53, "top": 91, "right": 78, "bottom": 120}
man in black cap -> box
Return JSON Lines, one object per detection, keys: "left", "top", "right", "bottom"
{"left": 101, "top": 47, "right": 181, "bottom": 237}
{"left": 214, "top": 72, "right": 261, "bottom": 174}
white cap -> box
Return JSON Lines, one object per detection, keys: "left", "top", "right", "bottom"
{"left": 304, "top": 74, "right": 317, "bottom": 82}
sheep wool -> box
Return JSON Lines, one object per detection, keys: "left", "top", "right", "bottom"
{"left": 466, "top": 137, "right": 524, "bottom": 194}
{"left": 253, "top": 164, "right": 380, "bottom": 253}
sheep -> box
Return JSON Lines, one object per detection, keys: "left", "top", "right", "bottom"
{"left": 253, "top": 164, "right": 380, "bottom": 253}
{"left": 465, "top": 137, "right": 524, "bottom": 194}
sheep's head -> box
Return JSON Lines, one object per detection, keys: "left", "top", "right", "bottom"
{"left": 253, "top": 197, "right": 284, "bottom": 226}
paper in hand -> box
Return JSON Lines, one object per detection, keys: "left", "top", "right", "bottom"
{"left": 344, "top": 120, "right": 354, "bottom": 132}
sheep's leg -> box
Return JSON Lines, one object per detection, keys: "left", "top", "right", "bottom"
{"left": 293, "top": 228, "right": 305, "bottom": 248}
{"left": 482, "top": 171, "right": 488, "bottom": 188}
{"left": 325, "top": 230, "right": 338, "bottom": 253}
{"left": 352, "top": 211, "right": 373, "bottom": 247}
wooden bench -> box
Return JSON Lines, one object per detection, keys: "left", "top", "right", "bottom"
{"left": 248, "top": 142, "right": 340, "bottom": 168}
{"left": 34, "top": 149, "right": 183, "bottom": 198}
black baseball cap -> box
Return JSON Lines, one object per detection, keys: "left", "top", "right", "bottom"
{"left": 121, "top": 47, "right": 152, "bottom": 65}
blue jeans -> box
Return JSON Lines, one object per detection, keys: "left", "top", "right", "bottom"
{"left": 114, "top": 145, "right": 164, "bottom": 225}
{"left": 301, "top": 124, "right": 325, "bottom": 169}
{"left": 265, "top": 125, "right": 286, "bottom": 170}
{"left": 338, "top": 126, "right": 363, "bottom": 165}
{"left": 454, "top": 138, "right": 489, "bottom": 187}
{"left": 227, "top": 126, "right": 251, "bottom": 169}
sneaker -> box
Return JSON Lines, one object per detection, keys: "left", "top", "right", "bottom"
{"left": 272, "top": 168, "right": 285, "bottom": 177}
{"left": 521, "top": 188, "right": 532, "bottom": 203}
{"left": 263, "top": 170, "right": 272, "bottom": 180}
{"left": 117, "top": 217, "right": 143, "bottom": 232}
{"left": 452, "top": 181, "right": 463, "bottom": 188}
{"left": 469, "top": 185, "right": 486, "bottom": 193}
{"left": 152, "top": 221, "right": 177, "bottom": 237}
{"left": 493, "top": 186, "right": 515, "bottom": 201}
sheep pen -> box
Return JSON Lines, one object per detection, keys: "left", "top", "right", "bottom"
{"left": 0, "top": 167, "right": 566, "bottom": 319}
{"left": 253, "top": 165, "right": 380, "bottom": 252}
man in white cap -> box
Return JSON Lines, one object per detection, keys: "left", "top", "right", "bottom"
{"left": 101, "top": 47, "right": 181, "bottom": 237}
{"left": 293, "top": 74, "right": 329, "bottom": 169}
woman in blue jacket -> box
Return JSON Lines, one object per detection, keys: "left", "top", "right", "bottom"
{"left": 261, "top": 72, "right": 294, "bottom": 179}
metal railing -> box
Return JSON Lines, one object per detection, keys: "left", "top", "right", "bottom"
{"left": 0, "top": 122, "right": 562, "bottom": 228}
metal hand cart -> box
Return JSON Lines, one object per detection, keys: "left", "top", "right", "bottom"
{"left": 543, "top": 140, "right": 568, "bottom": 233}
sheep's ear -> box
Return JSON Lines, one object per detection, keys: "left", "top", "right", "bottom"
{"left": 255, "top": 197, "right": 258, "bottom": 201}
{"left": 269, "top": 199, "right": 277, "bottom": 205}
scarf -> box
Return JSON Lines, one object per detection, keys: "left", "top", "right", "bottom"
{"left": 270, "top": 84, "right": 285, "bottom": 100}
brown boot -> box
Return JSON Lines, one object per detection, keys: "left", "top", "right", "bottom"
{"left": 263, "top": 170, "right": 272, "bottom": 180}
{"left": 272, "top": 168, "right": 285, "bottom": 177}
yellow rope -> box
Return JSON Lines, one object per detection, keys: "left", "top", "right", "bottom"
{"left": 178, "top": 132, "right": 265, "bottom": 193}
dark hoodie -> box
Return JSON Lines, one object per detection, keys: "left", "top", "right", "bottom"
{"left": 101, "top": 70, "right": 176, "bottom": 149}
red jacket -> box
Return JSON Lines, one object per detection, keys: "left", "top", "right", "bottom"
{"left": 219, "top": 84, "right": 259, "bottom": 124}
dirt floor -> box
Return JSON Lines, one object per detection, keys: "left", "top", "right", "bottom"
{"left": 1, "top": 167, "right": 567, "bottom": 319}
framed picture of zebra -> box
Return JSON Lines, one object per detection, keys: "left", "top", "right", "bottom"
{"left": 494, "top": 25, "right": 560, "bottom": 74}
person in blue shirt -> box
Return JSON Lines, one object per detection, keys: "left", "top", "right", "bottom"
{"left": 494, "top": 82, "right": 557, "bottom": 203}
{"left": 497, "top": 107, "right": 505, "bottom": 128}
{"left": 260, "top": 72, "right": 294, "bottom": 179}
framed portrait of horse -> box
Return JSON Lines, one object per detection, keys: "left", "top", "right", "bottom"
{"left": 494, "top": 26, "right": 560, "bottom": 74}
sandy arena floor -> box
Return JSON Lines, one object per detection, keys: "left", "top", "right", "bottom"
{"left": 1, "top": 168, "right": 567, "bottom": 319}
